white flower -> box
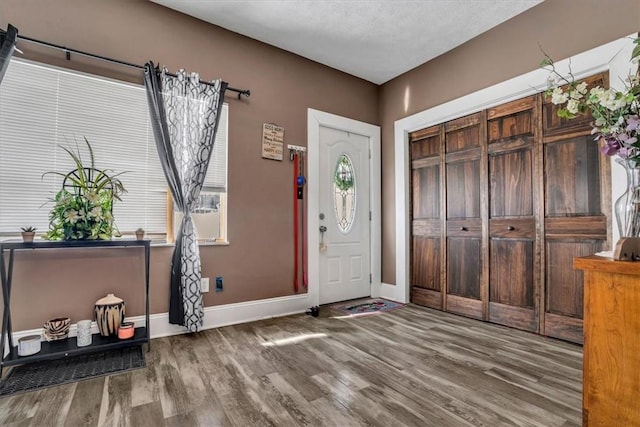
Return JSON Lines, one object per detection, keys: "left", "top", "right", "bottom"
{"left": 85, "top": 191, "right": 99, "bottom": 203}
{"left": 575, "top": 82, "right": 588, "bottom": 95}
{"left": 568, "top": 82, "right": 587, "bottom": 100}
{"left": 64, "top": 209, "right": 81, "bottom": 224}
{"left": 567, "top": 99, "right": 580, "bottom": 114}
{"left": 551, "top": 87, "right": 569, "bottom": 105}
{"left": 89, "top": 206, "right": 103, "bottom": 219}
{"left": 568, "top": 91, "right": 583, "bottom": 101}
{"left": 594, "top": 117, "right": 607, "bottom": 127}
{"left": 104, "top": 211, "right": 113, "bottom": 222}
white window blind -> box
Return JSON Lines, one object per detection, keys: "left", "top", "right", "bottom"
{"left": 0, "top": 59, "right": 228, "bottom": 236}
{"left": 204, "top": 103, "right": 228, "bottom": 193}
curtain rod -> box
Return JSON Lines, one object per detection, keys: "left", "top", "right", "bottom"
{"left": 0, "top": 29, "right": 251, "bottom": 99}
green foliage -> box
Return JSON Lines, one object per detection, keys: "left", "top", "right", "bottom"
{"left": 334, "top": 155, "right": 354, "bottom": 191}
{"left": 43, "top": 137, "right": 127, "bottom": 241}
{"left": 21, "top": 226, "right": 37, "bottom": 232}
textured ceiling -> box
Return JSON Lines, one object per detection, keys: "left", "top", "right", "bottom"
{"left": 151, "top": 0, "right": 543, "bottom": 84}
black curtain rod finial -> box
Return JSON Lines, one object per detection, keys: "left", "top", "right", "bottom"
{"left": 231, "top": 88, "right": 251, "bottom": 99}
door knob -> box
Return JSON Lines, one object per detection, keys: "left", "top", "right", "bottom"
{"left": 506, "top": 226, "right": 515, "bottom": 231}
{"left": 460, "top": 227, "right": 467, "bottom": 231}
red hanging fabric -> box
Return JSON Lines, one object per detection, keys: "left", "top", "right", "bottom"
{"left": 301, "top": 153, "right": 308, "bottom": 289}
{"left": 293, "top": 153, "right": 299, "bottom": 292}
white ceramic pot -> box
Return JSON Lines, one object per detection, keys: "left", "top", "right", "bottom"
{"left": 94, "top": 294, "right": 125, "bottom": 337}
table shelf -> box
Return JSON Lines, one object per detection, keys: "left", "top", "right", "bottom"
{"left": 0, "top": 239, "right": 150, "bottom": 375}
{"left": 3, "top": 327, "right": 148, "bottom": 366}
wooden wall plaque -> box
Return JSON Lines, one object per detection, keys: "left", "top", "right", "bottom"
{"left": 262, "top": 123, "right": 284, "bottom": 161}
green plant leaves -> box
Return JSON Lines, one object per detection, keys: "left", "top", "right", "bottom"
{"left": 43, "top": 138, "right": 127, "bottom": 241}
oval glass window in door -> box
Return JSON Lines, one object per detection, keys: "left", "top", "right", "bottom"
{"left": 333, "top": 154, "right": 357, "bottom": 233}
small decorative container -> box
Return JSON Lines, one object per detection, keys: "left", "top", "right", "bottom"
{"left": 18, "top": 335, "right": 41, "bottom": 356}
{"left": 76, "top": 319, "right": 92, "bottom": 347}
{"left": 21, "top": 231, "right": 35, "bottom": 243}
{"left": 94, "top": 294, "right": 125, "bottom": 337}
{"left": 118, "top": 322, "right": 135, "bottom": 340}
{"left": 42, "top": 317, "right": 71, "bottom": 341}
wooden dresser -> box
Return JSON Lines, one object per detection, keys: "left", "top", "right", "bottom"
{"left": 574, "top": 255, "right": 640, "bottom": 427}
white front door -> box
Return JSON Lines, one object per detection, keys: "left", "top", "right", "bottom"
{"left": 319, "top": 126, "right": 370, "bottom": 305}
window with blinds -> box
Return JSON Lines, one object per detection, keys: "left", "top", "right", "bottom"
{"left": 0, "top": 58, "right": 228, "bottom": 241}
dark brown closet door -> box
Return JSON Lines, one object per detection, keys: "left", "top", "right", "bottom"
{"left": 542, "top": 73, "right": 610, "bottom": 344}
{"left": 445, "top": 112, "right": 487, "bottom": 320}
{"left": 487, "top": 96, "right": 539, "bottom": 332}
{"left": 410, "top": 126, "right": 444, "bottom": 309}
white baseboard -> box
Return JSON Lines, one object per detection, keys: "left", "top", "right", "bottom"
{"left": 380, "top": 282, "right": 406, "bottom": 303}
{"left": 6, "top": 293, "right": 312, "bottom": 354}
{"left": 147, "top": 293, "right": 311, "bottom": 338}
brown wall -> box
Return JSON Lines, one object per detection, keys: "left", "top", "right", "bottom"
{"left": 378, "top": 0, "right": 640, "bottom": 284}
{"left": 0, "top": 0, "right": 378, "bottom": 329}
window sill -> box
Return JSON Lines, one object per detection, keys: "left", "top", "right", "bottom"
{"left": 150, "top": 240, "right": 230, "bottom": 248}
{"left": 0, "top": 237, "right": 230, "bottom": 248}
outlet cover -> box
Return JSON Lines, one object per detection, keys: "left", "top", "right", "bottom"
{"left": 201, "top": 277, "right": 210, "bottom": 293}
{"left": 215, "top": 276, "right": 223, "bottom": 292}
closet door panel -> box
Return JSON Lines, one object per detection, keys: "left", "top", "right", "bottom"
{"left": 446, "top": 160, "right": 480, "bottom": 220}
{"left": 447, "top": 237, "right": 482, "bottom": 319}
{"left": 489, "top": 148, "right": 533, "bottom": 217}
{"left": 542, "top": 72, "right": 610, "bottom": 344}
{"left": 487, "top": 96, "right": 538, "bottom": 332}
{"left": 545, "top": 136, "right": 602, "bottom": 216}
{"left": 444, "top": 112, "right": 486, "bottom": 320}
{"left": 489, "top": 239, "right": 536, "bottom": 331}
{"left": 412, "top": 164, "right": 439, "bottom": 219}
{"left": 412, "top": 237, "right": 442, "bottom": 309}
{"left": 410, "top": 127, "right": 444, "bottom": 310}
{"left": 545, "top": 239, "right": 605, "bottom": 344}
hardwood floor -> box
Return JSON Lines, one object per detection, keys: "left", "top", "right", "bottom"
{"left": 0, "top": 304, "right": 582, "bottom": 426}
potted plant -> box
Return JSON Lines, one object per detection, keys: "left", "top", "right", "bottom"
{"left": 135, "top": 227, "right": 145, "bottom": 240}
{"left": 43, "top": 137, "right": 127, "bottom": 241}
{"left": 21, "top": 226, "right": 37, "bottom": 242}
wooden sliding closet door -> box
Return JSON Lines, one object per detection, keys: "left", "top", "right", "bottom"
{"left": 542, "top": 73, "right": 610, "bottom": 344}
{"left": 445, "top": 112, "right": 487, "bottom": 320}
{"left": 487, "top": 96, "right": 539, "bottom": 332}
{"left": 410, "top": 126, "right": 444, "bottom": 309}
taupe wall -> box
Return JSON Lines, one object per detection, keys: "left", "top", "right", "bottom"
{"left": 0, "top": 0, "right": 378, "bottom": 329}
{"left": 378, "top": 0, "right": 640, "bottom": 284}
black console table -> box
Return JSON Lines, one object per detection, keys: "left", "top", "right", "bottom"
{"left": 0, "top": 239, "right": 150, "bottom": 375}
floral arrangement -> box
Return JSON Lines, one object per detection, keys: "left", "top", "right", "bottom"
{"left": 43, "top": 138, "right": 126, "bottom": 240}
{"left": 541, "top": 36, "right": 640, "bottom": 166}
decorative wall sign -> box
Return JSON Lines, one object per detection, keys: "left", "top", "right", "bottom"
{"left": 262, "top": 123, "right": 284, "bottom": 161}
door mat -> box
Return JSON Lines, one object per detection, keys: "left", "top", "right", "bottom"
{"left": 0, "top": 346, "right": 145, "bottom": 397}
{"left": 330, "top": 298, "right": 406, "bottom": 316}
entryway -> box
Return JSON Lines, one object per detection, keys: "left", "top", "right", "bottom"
{"left": 307, "top": 109, "right": 381, "bottom": 307}
{"left": 318, "top": 126, "right": 370, "bottom": 304}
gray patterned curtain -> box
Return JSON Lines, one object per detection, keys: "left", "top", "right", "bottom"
{"left": 144, "top": 62, "right": 227, "bottom": 331}
{"left": 0, "top": 24, "right": 18, "bottom": 86}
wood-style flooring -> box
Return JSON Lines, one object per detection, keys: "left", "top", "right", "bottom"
{"left": 0, "top": 304, "right": 582, "bottom": 426}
